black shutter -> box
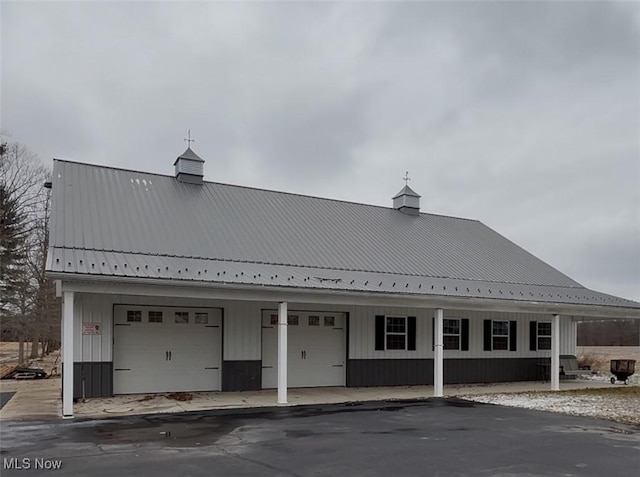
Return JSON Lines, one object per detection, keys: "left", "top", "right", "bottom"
{"left": 375, "top": 315, "right": 385, "bottom": 351}
{"left": 530, "top": 321, "right": 537, "bottom": 351}
{"left": 483, "top": 320, "right": 492, "bottom": 351}
{"left": 407, "top": 316, "right": 416, "bottom": 351}
{"left": 461, "top": 319, "right": 469, "bottom": 351}
{"left": 509, "top": 321, "right": 517, "bottom": 351}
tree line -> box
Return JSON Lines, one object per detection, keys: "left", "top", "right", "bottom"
{"left": 1, "top": 141, "right": 60, "bottom": 363}
{"left": 577, "top": 319, "right": 640, "bottom": 347}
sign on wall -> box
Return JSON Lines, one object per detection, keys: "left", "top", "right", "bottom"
{"left": 82, "top": 323, "right": 101, "bottom": 335}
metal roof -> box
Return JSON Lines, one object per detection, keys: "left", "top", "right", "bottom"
{"left": 393, "top": 185, "right": 421, "bottom": 199}
{"left": 46, "top": 159, "right": 640, "bottom": 310}
{"left": 173, "top": 147, "right": 204, "bottom": 164}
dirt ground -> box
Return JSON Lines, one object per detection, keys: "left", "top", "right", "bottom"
{"left": 0, "top": 342, "right": 60, "bottom": 376}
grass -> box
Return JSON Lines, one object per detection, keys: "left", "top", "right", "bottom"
{"left": 552, "top": 386, "right": 639, "bottom": 397}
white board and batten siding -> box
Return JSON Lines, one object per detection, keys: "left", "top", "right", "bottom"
{"left": 223, "top": 301, "right": 262, "bottom": 361}
{"left": 347, "top": 307, "right": 576, "bottom": 359}
{"left": 73, "top": 293, "right": 114, "bottom": 362}
{"left": 72, "top": 293, "right": 577, "bottom": 367}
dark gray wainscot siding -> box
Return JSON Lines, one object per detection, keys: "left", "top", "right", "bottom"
{"left": 73, "top": 362, "right": 112, "bottom": 399}
{"left": 347, "top": 358, "right": 548, "bottom": 387}
{"left": 222, "top": 361, "right": 262, "bottom": 391}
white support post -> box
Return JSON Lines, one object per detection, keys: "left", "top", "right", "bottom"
{"left": 551, "top": 314, "right": 560, "bottom": 391}
{"left": 277, "top": 301, "right": 288, "bottom": 404}
{"left": 434, "top": 308, "right": 444, "bottom": 397}
{"left": 62, "top": 291, "right": 75, "bottom": 418}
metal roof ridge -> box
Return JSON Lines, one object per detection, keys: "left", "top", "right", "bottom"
{"left": 52, "top": 159, "right": 480, "bottom": 223}
{"left": 53, "top": 158, "right": 174, "bottom": 180}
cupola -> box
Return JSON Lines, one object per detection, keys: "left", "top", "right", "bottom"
{"left": 392, "top": 184, "right": 421, "bottom": 216}
{"left": 174, "top": 147, "right": 204, "bottom": 185}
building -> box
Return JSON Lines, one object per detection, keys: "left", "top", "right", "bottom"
{"left": 46, "top": 148, "right": 640, "bottom": 418}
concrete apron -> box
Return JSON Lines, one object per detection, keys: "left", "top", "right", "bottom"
{"left": 0, "top": 377, "right": 616, "bottom": 421}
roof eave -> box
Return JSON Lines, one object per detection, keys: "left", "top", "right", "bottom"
{"left": 49, "top": 272, "right": 640, "bottom": 319}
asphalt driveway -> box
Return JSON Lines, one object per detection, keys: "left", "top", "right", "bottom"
{"left": 1, "top": 398, "right": 638, "bottom": 476}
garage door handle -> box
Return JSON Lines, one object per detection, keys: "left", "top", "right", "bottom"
{"left": 166, "top": 351, "right": 169, "bottom": 361}
{"left": 169, "top": 351, "right": 172, "bottom": 361}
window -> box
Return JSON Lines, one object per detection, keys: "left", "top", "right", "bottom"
{"left": 288, "top": 315, "right": 299, "bottom": 326}
{"left": 270, "top": 314, "right": 278, "bottom": 325}
{"left": 492, "top": 320, "right": 509, "bottom": 350}
{"left": 485, "top": 319, "right": 516, "bottom": 352}
{"left": 175, "top": 312, "right": 189, "bottom": 324}
{"left": 194, "top": 312, "right": 208, "bottom": 324}
{"left": 537, "top": 322, "right": 551, "bottom": 350}
{"left": 127, "top": 310, "right": 142, "bottom": 322}
{"left": 443, "top": 319, "right": 461, "bottom": 350}
{"left": 148, "top": 311, "right": 163, "bottom": 323}
{"left": 386, "top": 316, "right": 407, "bottom": 350}
{"left": 308, "top": 316, "right": 320, "bottom": 326}
{"left": 324, "top": 316, "right": 335, "bottom": 327}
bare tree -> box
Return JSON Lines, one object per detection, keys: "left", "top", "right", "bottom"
{"left": 26, "top": 176, "right": 60, "bottom": 357}
{"left": 0, "top": 142, "right": 52, "bottom": 363}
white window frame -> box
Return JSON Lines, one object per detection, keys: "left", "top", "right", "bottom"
{"left": 537, "top": 321, "right": 552, "bottom": 350}
{"left": 443, "top": 318, "right": 461, "bottom": 351}
{"left": 492, "top": 320, "right": 510, "bottom": 351}
{"left": 385, "top": 315, "right": 407, "bottom": 351}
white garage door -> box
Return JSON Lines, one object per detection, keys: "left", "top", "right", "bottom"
{"left": 262, "top": 311, "right": 346, "bottom": 388}
{"left": 113, "top": 305, "right": 222, "bottom": 394}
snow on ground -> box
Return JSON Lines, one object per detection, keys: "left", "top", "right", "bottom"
{"left": 465, "top": 386, "right": 640, "bottom": 426}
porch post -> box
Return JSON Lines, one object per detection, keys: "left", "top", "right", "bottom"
{"left": 551, "top": 314, "right": 560, "bottom": 391}
{"left": 62, "top": 291, "right": 75, "bottom": 418}
{"left": 277, "top": 301, "right": 288, "bottom": 404}
{"left": 434, "top": 308, "right": 444, "bottom": 397}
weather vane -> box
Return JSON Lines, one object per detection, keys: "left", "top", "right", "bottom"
{"left": 403, "top": 171, "right": 411, "bottom": 185}
{"left": 184, "top": 129, "right": 195, "bottom": 147}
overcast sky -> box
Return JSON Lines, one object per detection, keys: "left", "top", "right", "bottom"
{"left": 2, "top": 1, "right": 639, "bottom": 302}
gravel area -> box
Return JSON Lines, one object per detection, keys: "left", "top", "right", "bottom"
{"left": 465, "top": 386, "right": 640, "bottom": 426}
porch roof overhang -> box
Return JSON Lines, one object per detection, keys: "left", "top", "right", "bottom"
{"left": 49, "top": 271, "right": 640, "bottom": 320}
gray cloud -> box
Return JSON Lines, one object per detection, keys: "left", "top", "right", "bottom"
{"left": 2, "top": 1, "right": 638, "bottom": 300}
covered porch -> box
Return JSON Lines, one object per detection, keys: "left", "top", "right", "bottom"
{"left": 58, "top": 277, "right": 638, "bottom": 418}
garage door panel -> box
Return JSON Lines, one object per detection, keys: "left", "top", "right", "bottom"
{"left": 113, "top": 305, "right": 222, "bottom": 394}
{"left": 262, "top": 311, "right": 346, "bottom": 389}
{"left": 164, "top": 369, "right": 220, "bottom": 393}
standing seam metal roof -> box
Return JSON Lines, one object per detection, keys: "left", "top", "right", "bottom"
{"left": 45, "top": 159, "right": 640, "bottom": 310}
